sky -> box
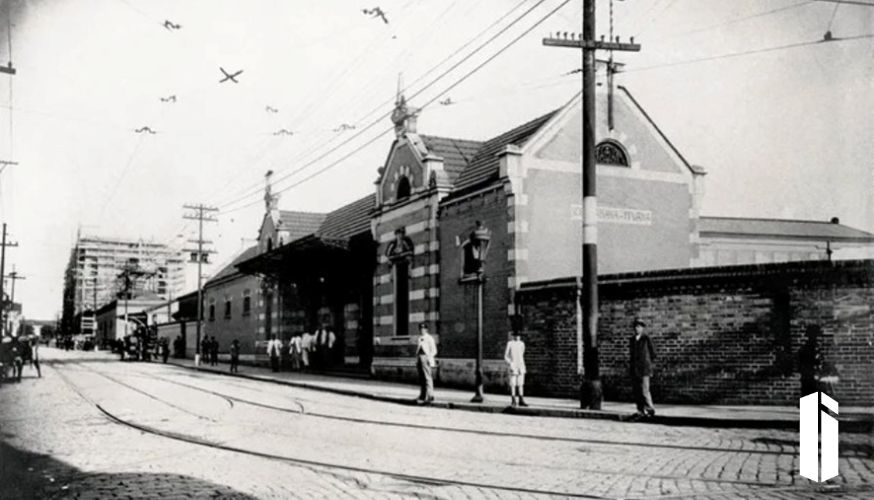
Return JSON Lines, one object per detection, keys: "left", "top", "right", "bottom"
{"left": 0, "top": 0, "right": 872, "bottom": 320}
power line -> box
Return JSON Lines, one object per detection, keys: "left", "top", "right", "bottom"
{"left": 619, "top": 32, "right": 874, "bottom": 73}
{"left": 217, "top": 0, "right": 556, "bottom": 212}
{"left": 649, "top": 1, "right": 815, "bottom": 42}
{"left": 212, "top": 0, "right": 536, "bottom": 209}
{"left": 220, "top": 0, "right": 574, "bottom": 215}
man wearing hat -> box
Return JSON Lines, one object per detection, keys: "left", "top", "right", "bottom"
{"left": 629, "top": 318, "right": 657, "bottom": 417}
{"left": 415, "top": 323, "right": 437, "bottom": 404}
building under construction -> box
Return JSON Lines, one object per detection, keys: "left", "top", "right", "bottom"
{"left": 61, "top": 233, "right": 188, "bottom": 335}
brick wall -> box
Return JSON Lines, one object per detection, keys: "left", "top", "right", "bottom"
{"left": 439, "top": 186, "right": 513, "bottom": 362}
{"left": 517, "top": 260, "right": 874, "bottom": 405}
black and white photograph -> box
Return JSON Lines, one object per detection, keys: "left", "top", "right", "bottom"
{"left": 0, "top": 0, "right": 873, "bottom": 498}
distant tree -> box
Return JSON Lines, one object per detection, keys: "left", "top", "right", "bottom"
{"left": 41, "top": 325, "right": 57, "bottom": 338}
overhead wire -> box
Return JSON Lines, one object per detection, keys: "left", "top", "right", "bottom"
{"left": 216, "top": 0, "right": 554, "bottom": 212}
{"left": 618, "top": 32, "right": 874, "bottom": 73}
{"left": 648, "top": 1, "right": 815, "bottom": 42}
{"left": 219, "top": 0, "right": 574, "bottom": 215}
{"left": 211, "top": 0, "right": 535, "bottom": 208}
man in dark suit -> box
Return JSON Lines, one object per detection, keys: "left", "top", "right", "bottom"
{"left": 629, "top": 318, "right": 657, "bottom": 417}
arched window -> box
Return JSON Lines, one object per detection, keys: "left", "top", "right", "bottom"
{"left": 396, "top": 175, "right": 411, "bottom": 200}
{"left": 267, "top": 237, "right": 273, "bottom": 251}
{"left": 595, "top": 140, "right": 629, "bottom": 167}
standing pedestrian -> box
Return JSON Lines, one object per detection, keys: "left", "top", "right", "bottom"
{"left": 210, "top": 336, "right": 219, "bottom": 366}
{"left": 629, "top": 318, "right": 657, "bottom": 417}
{"left": 29, "top": 336, "right": 41, "bottom": 378}
{"left": 161, "top": 338, "right": 170, "bottom": 364}
{"left": 504, "top": 331, "right": 528, "bottom": 407}
{"left": 288, "top": 333, "right": 302, "bottom": 372}
{"left": 0, "top": 335, "right": 11, "bottom": 380}
{"left": 267, "top": 335, "right": 281, "bottom": 372}
{"left": 415, "top": 323, "right": 437, "bottom": 404}
{"left": 200, "top": 336, "right": 210, "bottom": 364}
{"left": 10, "top": 336, "right": 23, "bottom": 382}
{"left": 300, "top": 331, "right": 313, "bottom": 372}
{"left": 314, "top": 324, "right": 336, "bottom": 371}
{"left": 229, "top": 339, "right": 240, "bottom": 373}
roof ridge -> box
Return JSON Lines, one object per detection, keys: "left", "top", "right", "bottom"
{"left": 701, "top": 216, "right": 844, "bottom": 225}
{"left": 419, "top": 133, "right": 482, "bottom": 144}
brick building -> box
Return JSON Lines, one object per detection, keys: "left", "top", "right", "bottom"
{"left": 230, "top": 80, "right": 873, "bottom": 392}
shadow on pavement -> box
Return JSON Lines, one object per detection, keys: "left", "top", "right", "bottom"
{"left": 42, "top": 357, "right": 120, "bottom": 365}
{"left": 0, "top": 440, "right": 258, "bottom": 499}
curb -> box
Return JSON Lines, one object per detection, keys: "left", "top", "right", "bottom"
{"left": 173, "top": 363, "right": 873, "bottom": 432}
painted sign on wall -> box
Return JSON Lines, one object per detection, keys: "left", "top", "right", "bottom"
{"left": 571, "top": 204, "right": 653, "bottom": 226}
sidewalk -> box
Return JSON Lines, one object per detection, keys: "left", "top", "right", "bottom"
{"left": 167, "top": 357, "right": 873, "bottom": 431}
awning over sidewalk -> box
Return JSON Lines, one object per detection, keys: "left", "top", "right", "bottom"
{"left": 235, "top": 234, "right": 353, "bottom": 278}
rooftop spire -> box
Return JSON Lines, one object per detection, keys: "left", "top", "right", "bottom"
{"left": 391, "top": 72, "right": 418, "bottom": 137}
{"left": 264, "top": 170, "right": 278, "bottom": 213}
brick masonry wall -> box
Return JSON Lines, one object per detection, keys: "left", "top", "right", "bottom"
{"left": 517, "top": 260, "right": 874, "bottom": 405}
{"left": 439, "top": 186, "right": 512, "bottom": 361}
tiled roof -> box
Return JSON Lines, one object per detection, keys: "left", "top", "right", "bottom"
{"left": 419, "top": 135, "right": 483, "bottom": 183}
{"left": 277, "top": 211, "right": 327, "bottom": 241}
{"left": 206, "top": 245, "right": 260, "bottom": 285}
{"left": 316, "top": 194, "right": 375, "bottom": 240}
{"left": 451, "top": 109, "right": 559, "bottom": 194}
{"left": 700, "top": 217, "right": 874, "bottom": 241}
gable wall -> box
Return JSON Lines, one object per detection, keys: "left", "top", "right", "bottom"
{"left": 519, "top": 91, "right": 698, "bottom": 282}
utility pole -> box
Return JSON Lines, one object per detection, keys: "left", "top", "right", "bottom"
{"left": 183, "top": 204, "right": 218, "bottom": 365}
{"left": 117, "top": 264, "right": 154, "bottom": 340}
{"left": 4, "top": 267, "right": 24, "bottom": 336}
{"left": 543, "top": 0, "right": 640, "bottom": 409}
{"left": 0, "top": 223, "right": 19, "bottom": 335}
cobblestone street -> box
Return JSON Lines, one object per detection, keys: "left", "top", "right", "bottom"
{"left": 1, "top": 349, "right": 872, "bottom": 499}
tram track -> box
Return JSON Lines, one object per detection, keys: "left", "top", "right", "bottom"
{"left": 107, "top": 364, "right": 806, "bottom": 458}
{"left": 48, "top": 361, "right": 848, "bottom": 499}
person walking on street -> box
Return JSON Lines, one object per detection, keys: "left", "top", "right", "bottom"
{"left": 229, "top": 339, "right": 240, "bottom": 373}
{"left": 267, "top": 335, "right": 281, "bottom": 372}
{"left": 504, "top": 331, "right": 528, "bottom": 407}
{"left": 415, "top": 323, "right": 437, "bottom": 404}
{"left": 629, "top": 318, "right": 657, "bottom": 417}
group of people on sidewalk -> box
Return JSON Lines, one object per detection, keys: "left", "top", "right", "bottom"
{"left": 413, "top": 319, "right": 657, "bottom": 416}
{"left": 265, "top": 325, "right": 337, "bottom": 374}
{"left": 200, "top": 336, "right": 221, "bottom": 366}
{"left": 413, "top": 323, "right": 530, "bottom": 407}
{"left": 0, "top": 334, "right": 41, "bottom": 382}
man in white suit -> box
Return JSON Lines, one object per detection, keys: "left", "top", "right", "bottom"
{"left": 415, "top": 323, "right": 437, "bottom": 404}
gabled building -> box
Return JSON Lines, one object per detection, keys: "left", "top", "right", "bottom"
{"left": 368, "top": 78, "right": 705, "bottom": 384}
{"left": 232, "top": 74, "right": 874, "bottom": 390}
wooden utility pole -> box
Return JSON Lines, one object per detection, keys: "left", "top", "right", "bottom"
{"left": 542, "top": 0, "right": 640, "bottom": 409}
{"left": 117, "top": 264, "right": 154, "bottom": 339}
{"left": 0, "top": 223, "right": 19, "bottom": 335}
{"left": 5, "top": 266, "right": 24, "bottom": 335}
{"left": 182, "top": 204, "right": 218, "bottom": 365}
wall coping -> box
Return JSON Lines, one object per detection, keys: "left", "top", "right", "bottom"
{"left": 519, "top": 259, "right": 874, "bottom": 292}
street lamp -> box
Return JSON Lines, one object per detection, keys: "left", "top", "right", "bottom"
{"left": 463, "top": 221, "right": 491, "bottom": 403}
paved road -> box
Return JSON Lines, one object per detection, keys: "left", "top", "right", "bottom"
{"left": 0, "top": 349, "right": 871, "bottom": 499}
